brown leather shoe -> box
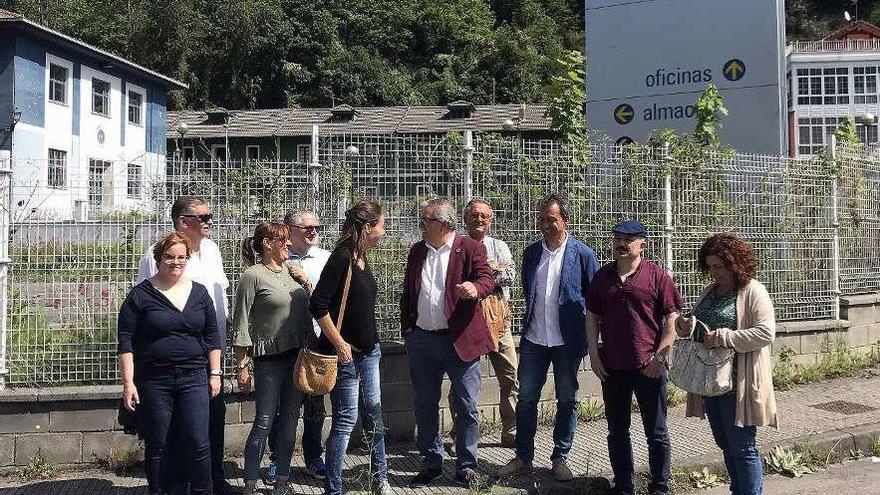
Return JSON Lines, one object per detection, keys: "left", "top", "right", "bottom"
{"left": 500, "top": 432, "right": 516, "bottom": 448}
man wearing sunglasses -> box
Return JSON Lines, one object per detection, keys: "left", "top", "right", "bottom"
{"left": 137, "top": 196, "right": 237, "bottom": 495}
{"left": 400, "top": 198, "right": 496, "bottom": 490}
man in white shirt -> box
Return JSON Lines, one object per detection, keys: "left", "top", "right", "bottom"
{"left": 281, "top": 210, "right": 331, "bottom": 480}
{"left": 496, "top": 193, "right": 600, "bottom": 482}
{"left": 136, "top": 196, "right": 237, "bottom": 495}
{"left": 400, "top": 198, "right": 496, "bottom": 489}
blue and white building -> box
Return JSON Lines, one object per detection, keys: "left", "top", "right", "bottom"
{"left": 0, "top": 8, "right": 186, "bottom": 220}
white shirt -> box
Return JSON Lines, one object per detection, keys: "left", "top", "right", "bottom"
{"left": 137, "top": 237, "right": 230, "bottom": 338}
{"left": 287, "top": 245, "right": 331, "bottom": 336}
{"left": 526, "top": 235, "right": 568, "bottom": 347}
{"left": 416, "top": 236, "right": 454, "bottom": 331}
{"left": 480, "top": 235, "right": 516, "bottom": 300}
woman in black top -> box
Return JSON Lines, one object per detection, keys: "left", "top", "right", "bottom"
{"left": 117, "top": 232, "right": 222, "bottom": 495}
{"left": 310, "top": 200, "right": 389, "bottom": 495}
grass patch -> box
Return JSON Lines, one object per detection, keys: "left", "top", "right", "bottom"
{"left": 537, "top": 403, "right": 556, "bottom": 427}
{"left": 478, "top": 413, "right": 500, "bottom": 436}
{"left": 872, "top": 436, "right": 880, "bottom": 457}
{"left": 93, "top": 446, "right": 142, "bottom": 475}
{"left": 18, "top": 449, "right": 56, "bottom": 481}
{"left": 577, "top": 398, "right": 605, "bottom": 422}
{"left": 773, "top": 339, "right": 880, "bottom": 391}
{"left": 666, "top": 383, "right": 687, "bottom": 408}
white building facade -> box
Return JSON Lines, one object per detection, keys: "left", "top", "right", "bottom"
{"left": 0, "top": 9, "right": 186, "bottom": 220}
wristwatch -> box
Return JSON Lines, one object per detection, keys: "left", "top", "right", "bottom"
{"left": 209, "top": 369, "right": 223, "bottom": 377}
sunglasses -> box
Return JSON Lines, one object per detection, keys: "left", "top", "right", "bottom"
{"left": 179, "top": 213, "right": 214, "bottom": 223}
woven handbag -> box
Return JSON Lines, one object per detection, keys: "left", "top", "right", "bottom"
{"left": 293, "top": 261, "right": 352, "bottom": 395}
{"left": 669, "top": 319, "right": 735, "bottom": 397}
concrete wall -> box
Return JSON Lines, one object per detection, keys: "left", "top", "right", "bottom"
{"left": 1, "top": 295, "right": 879, "bottom": 467}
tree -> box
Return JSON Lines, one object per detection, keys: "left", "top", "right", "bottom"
{"left": 546, "top": 50, "right": 585, "bottom": 143}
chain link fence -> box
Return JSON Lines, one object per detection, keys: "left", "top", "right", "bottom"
{"left": 2, "top": 133, "right": 877, "bottom": 386}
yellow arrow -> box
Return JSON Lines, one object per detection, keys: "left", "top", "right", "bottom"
{"left": 725, "top": 60, "right": 744, "bottom": 79}
{"left": 615, "top": 106, "right": 633, "bottom": 122}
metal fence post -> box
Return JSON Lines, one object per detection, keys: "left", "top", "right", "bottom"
{"left": 829, "top": 135, "right": 841, "bottom": 320}
{"left": 309, "top": 124, "right": 320, "bottom": 214}
{"left": 463, "top": 130, "right": 474, "bottom": 202}
{"left": 661, "top": 143, "right": 674, "bottom": 274}
{"left": 0, "top": 151, "right": 11, "bottom": 389}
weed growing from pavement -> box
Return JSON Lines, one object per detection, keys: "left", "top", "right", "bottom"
{"left": 666, "top": 383, "right": 687, "bottom": 408}
{"left": 537, "top": 403, "right": 556, "bottom": 426}
{"left": 18, "top": 449, "right": 56, "bottom": 481}
{"left": 478, "top": 413, "right": 500, "bottom": 436}
{"left": 871, "top": 436, "right": 880, "bottom": 457}
{"left": 93, "top": 446, "right": 142, "bottom": 475}
{"left": 688, "top": 466, "right": 722, "bottom": 489}
{"left": 773, "top": 339, "right": 880, "bottom": 391}
{"left": 577, "top": 399, "right": 605, "bottom": 422}
{"left": 764, "top": 445, "right": 813, "bottom": 478}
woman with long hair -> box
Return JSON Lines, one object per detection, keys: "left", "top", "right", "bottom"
{"left": 231, "top": 222, "right": 312, "bottom": 495}
{"left": 117, "top": 232, "right": 222, "bottom": 495}
{"left": 676, "top": 233, "right": 777, "bottom": 495}
{"left": 309, "top": 200, "right": 390, "bottom": 495}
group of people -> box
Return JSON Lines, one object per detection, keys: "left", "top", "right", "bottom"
{"left": 118, "top": 192, "right": 777, "bottom": 495}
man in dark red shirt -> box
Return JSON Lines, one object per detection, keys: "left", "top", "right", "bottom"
{"left": 585, "top": 221, "right": 682, "bottom": 495}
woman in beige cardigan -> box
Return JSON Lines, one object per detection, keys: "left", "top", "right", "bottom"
{"left": 675, "top": 233, "right": 776, "bottom": 495}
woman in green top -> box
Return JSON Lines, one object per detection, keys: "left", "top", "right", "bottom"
{"left": 231, "top": 222, "right": 312, "bottom": 495}
{"left": 675, "top": 233, "right": 777, "bottom": 495}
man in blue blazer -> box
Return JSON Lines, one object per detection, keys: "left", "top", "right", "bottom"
{"left": 497, "top": 192, "right": 599, "bottom": 481}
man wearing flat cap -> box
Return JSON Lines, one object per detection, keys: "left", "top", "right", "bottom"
{"left": 585, "top": 220, "right": 683, "bottom": 495}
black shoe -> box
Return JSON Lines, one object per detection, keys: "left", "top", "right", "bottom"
{"left": 213, "top": 482, "right": 243, "bottom": 495}
{"left": 408, "top": 467, "right": 443, "bottom": 488}
{"left": 455, "top": 468, "right": 493, "bottom": 491}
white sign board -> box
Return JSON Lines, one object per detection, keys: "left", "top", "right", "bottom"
{"left": 585, "top": 0, "right": 786, "bottom": 153}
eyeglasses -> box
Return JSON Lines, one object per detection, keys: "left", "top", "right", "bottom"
{"left": 291, "top": 225, "right": 322, "bottom": 233}
{"left": 179, "top": 213, "right": 213, "bottom": 223}
{"left": 161, "top": 254, "right": 190, "bottom": 265}
{"left": 468, "top": 213, "right": 493, "bottom": 220}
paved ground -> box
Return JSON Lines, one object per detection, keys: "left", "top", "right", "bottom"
{"left": 1, "top": 369, "right": 879, "bottom": 494}
{"left": 700, "top": 456, "right": 880, "bottom": 495}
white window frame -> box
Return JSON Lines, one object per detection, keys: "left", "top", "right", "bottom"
{"left": 853, "top": 66, "right": 878, "bottom": 104}
{"left": 246, "top": 145, "right": 260, "bottom": 162}
{"left": 796, "top": 67, "right": 849, "bottom": 105}
{"left": 127, "top": 90, "right": 143, "bottom": 126}
{"left": 47, "top": 148, "right": 67, "bottom": 189}
{"left": 48, "top": 63, "right": 69, "bottom": 105}
{"left": 296, "top": 144, "right": 311, "bottom": 163}
{"left": 92, "top": 78, "right": 111, "bottom": 116}
{"left": 127, "top": 163, "right": 143, "bottom": 198}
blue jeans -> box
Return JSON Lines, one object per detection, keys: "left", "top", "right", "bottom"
{"left": 136, "top": 366, "right": 212, "bottom": 495}
{"left": 405, "top": 328, "right": 482, "bottom": 473}
{"left": 602, "top": 369, "right": 671, "bottom": 494}
{"left": 515, "top": 338, "right": 581, "bottom": 462}
{"left": 325, "top": 343, "right": 387, "bottom": 495}
{"left": 267, "top": 393, "right": 326, "bottom": 464}
{"left": 705, "top": 392, "right": 763, "bottom": 495}
{"left": 243, "top": 355, "right": 305, "bottom": 482}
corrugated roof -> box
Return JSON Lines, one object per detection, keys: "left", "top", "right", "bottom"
{"left": 0, "top": 8, "right": 186, "bottom": 89}
{"left": 167, "top": 104, "right": 552, "bottom": 139}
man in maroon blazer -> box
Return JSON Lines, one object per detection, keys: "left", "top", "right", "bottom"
{"left": 401, "top": 198, "right": 496, "bottom": 488}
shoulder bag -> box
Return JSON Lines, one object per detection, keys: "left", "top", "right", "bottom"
{"left": 481, "top": 239, "right": 512, "bottom": 348}
{"left": 669, "top": 319, "right": 735, "bottom": 397}
{"left": 293, "top": 261, "right": 352, "bottom": 395}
